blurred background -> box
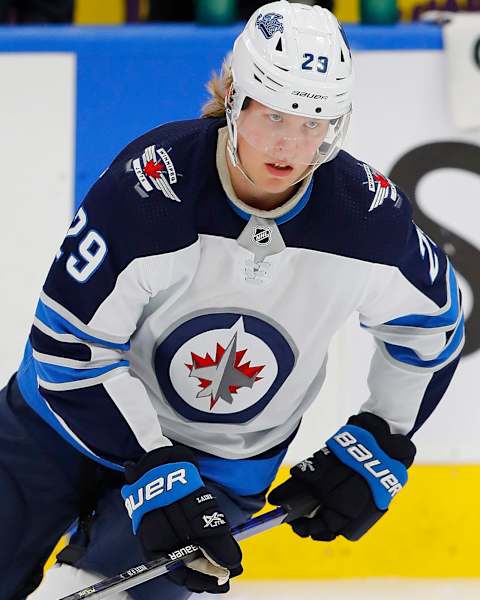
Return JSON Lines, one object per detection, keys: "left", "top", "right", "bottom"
{"left": 1, "top": 0, "right": 480, "bottom": 25}
{"left": 1, "top": 0, "right": 480, "bottom": 597}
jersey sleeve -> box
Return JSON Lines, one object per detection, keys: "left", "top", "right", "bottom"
{"left": 358, "top": 205, "right": 464, "bottom": 438}
{"left": 17, "top": 162, "right": 200, "bottom": 470}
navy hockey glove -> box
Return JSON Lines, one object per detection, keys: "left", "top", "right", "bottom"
{"left": 268, "top": 413, "right": 416, "bottom": 541}
{"left": 121, "top": 445, "right": 242, "bottom": 594}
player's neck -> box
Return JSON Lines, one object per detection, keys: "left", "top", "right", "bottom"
{"left": 227, "top": 155, "right": 298, "bottom": 211}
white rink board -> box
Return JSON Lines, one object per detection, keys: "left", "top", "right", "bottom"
{"left": 0, "top": 53, "right": 75, "bottom": 388}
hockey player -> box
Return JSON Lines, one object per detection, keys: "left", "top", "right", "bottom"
{"left": 0, "top": 2, "right": 463, "bottom": 599}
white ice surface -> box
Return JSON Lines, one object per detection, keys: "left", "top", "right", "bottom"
{"left": 217, "top": 580, "right": 480, "bottom": 599}
{"left": 28, "top": 568, "right": 480, "bottom": 600}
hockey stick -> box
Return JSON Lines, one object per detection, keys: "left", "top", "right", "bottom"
{"left": 58, "top": 496, "right": 317, "bottom": 600}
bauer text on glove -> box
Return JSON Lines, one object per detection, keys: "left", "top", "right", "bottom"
{"left": 268, "top": 412, "right": 416, "bottom": 541}
{"left": 121, "top": 445, "right": 242, "bottom": 594}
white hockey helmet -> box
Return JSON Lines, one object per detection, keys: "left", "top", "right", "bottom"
{"left": 226, "top": 0, "right": 353, "bottom": 170}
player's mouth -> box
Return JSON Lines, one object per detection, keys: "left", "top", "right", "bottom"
{"left": 265, "top": 162, "right": 294, "bottom": 177}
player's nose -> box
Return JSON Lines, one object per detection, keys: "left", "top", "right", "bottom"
{"left": 271, "top": 135, "right": 297, "bottom": 161}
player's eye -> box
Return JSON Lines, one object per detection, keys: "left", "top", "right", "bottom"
{"left": 304, "top": 121, "right": 319, "bottom": 130}
{"left": 268, "top": 113, "right": 283, "bottom": 123}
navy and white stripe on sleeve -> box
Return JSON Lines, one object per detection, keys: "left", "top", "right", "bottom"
{"left": 17, "top": 156, "right": 198, "bottom": 469}
{"left": 359, "top": 220, "right": 464, "bottom": 436}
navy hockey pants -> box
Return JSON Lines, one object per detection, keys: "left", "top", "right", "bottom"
{"left": 0, "top": 375, "right": 265, "bottom": 600}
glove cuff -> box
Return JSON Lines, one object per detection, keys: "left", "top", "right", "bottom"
{"left": 124, "top": 444, "right": 199, "bottom": 483}
{"left": 326, "top": 424, "right": 408, "bottom": 510}
{"left": 348, "top": 412, "right": 416, "bottom": 468}
{"left": 122, "top": 461, "right": 205, "bottom": 534}
{"left": 122, "top": 445, "right": 204, "bottom": 534}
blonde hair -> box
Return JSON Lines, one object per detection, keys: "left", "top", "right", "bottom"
{"left": 201, "top": 54, "right": 233, "bottom": 118}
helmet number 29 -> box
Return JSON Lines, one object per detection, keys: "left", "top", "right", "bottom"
{"left": 301, "top": 53, "right": 329, "bottom": 74}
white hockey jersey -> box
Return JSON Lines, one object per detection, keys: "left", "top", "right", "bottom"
{"left": 16, "top": 118, "right": 464, "bottom": 495}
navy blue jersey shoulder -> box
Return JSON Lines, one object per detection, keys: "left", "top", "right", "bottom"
{"left": 111, "top": 117, "right": 247, "bottom": 241}
{"left": 108, "top": 117, "right": 215, "bottom": 254}
{"left": 75, "top": 118, "right": 220, "bottom": 262}
{"left": 279, "top": 150, "right": 413, "bottom": 267}
{"left": 43, "top": 118, "right": 228, "bottom": 322}
{"left": 119, "top": 117, "right": 257, "bottom": 241}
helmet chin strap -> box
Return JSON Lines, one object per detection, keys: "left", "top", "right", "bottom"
{"left": 226, "top": 137, "right": 257, "bottom": 186}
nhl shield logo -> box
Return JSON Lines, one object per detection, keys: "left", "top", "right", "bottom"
{"left": 252, "top": 226, "right": 272, "bottom": 246}
{"left": 255, "top": 13, "right": 284, "bottom": 40}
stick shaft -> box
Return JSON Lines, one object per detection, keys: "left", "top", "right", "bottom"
{"left": 58, "top": 507, "right": 287, "bottom": 600}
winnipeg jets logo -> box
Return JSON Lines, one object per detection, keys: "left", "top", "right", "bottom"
{"left": 297, "top": 458, "right": 315, "bottom": 473}
{"left": 415, "top": 225, "right": 439, "bottom": 283}
{"left": 130, "top": 145, "right": 181, "bottom": 202}
{"left": 202, "top": 512, "right": 226, "bottom": 529}
{"left": 256, "top": 12, "right": 284, "bottom": 39}
{"left": 186, "top": 331, "right": 265, "bottom": 410}
{"left": 156, "top": 312, "right": 296, "bottom": 423}
{"left": 360, "top": 162, "right": 399, "bottom": 212}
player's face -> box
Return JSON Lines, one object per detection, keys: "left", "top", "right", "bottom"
{"left": 236, "top": 99, "right": 330, "bottom": 191}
